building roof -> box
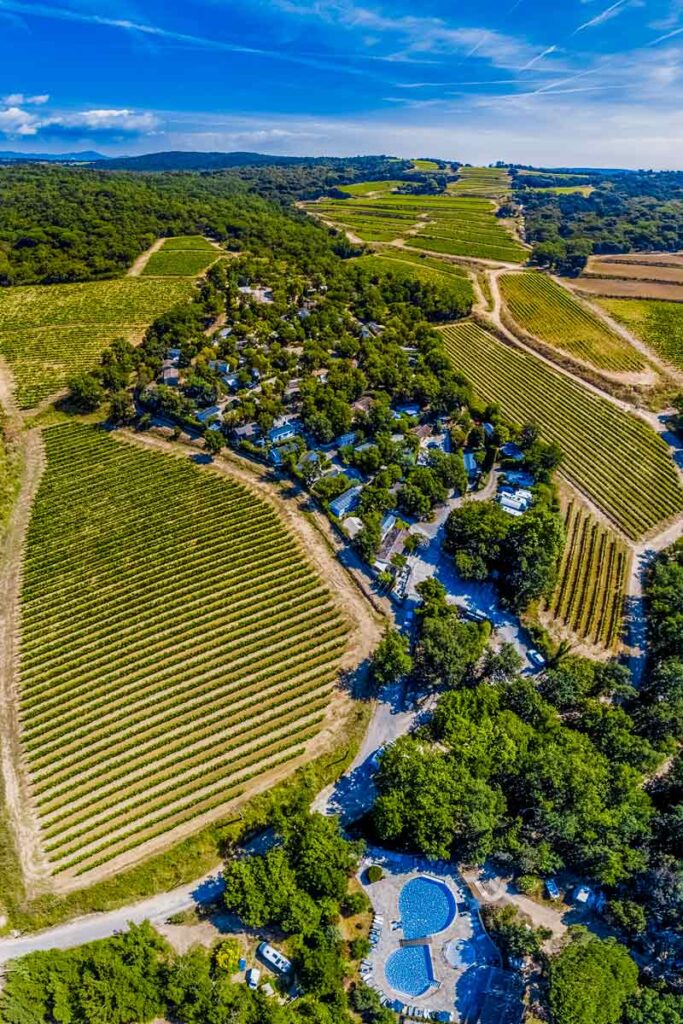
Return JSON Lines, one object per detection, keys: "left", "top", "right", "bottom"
{"left": 329, "top": 486, "right": 362, "bottom": 518}
{"left": 233, "top": 422, "right": 261, "bottom": 440}
{"left": 463, "top": 452, "right": 479, "bottom": 474}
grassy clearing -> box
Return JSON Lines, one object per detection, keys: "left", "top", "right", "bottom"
{"left": 0, "top": 278, "right": 195, "bottom": 409}
{"left": 441, "top": 321, "right": 683, "bottom": 539}
{"left": 545, "top": 497, "right": 630, "bottom": 650}
{"left": 161, "top": 235, "right": 216, "bottom": 251}
{"left": 19, "top": 423, "right": 348, "bottom": 878}
{"left": 142, "top": 237, "right": 221, "bottom": 277}
{"left": 596, "top": 298, "right": 683, "bottom": 370}
{"left": 337, "top": 180, "right": 403, "bottom": 196}
{"left": 531, "top": 185, "right": 594, "bottom": 196}
{"left": 308, "top": 191, "right": 526, "bottom": 262}
{"left": 499, "top": 272, "right": 645, "bottom": 372}
{"left": 412, "top": 160, "right": 440, "bottom": 171}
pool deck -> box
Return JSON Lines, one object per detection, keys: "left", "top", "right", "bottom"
{"left": 359, "top": 847, "right": 500, "bottom": 1021}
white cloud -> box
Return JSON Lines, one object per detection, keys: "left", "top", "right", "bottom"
{"left": 2, "top": 92, "right": 50, "bottom": 105}
{"left": 0, "top": 99, "right": 161, "bottom": 139}
{"left": 61, "top": 108, "right": 160, "bottom": 132}
{"left": 0, "top": 105, "right": 40, "bottom": 135}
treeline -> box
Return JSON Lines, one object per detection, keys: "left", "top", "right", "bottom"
{"left": 0, "top": 165, "right": 355, "bottom": 286}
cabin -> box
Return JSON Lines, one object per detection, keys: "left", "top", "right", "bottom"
{"left": 329, "top": 486, "right": 362, "bottom": 519}
{"left": 269, "top": 420, "right": 301, "bottom": 444}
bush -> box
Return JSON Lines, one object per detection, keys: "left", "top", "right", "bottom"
{"left": 349, "top": 936, "right": 371, "bottom": 961}
{"left": 342, "top": 890, "right": 370, "bottom": 917}
{"left": 366, "top": 865, "right": 383, "bottom": 883}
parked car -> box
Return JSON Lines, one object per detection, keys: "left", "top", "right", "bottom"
{"left": 545, "top": 879, "right": 561, "bottom": 900}
{"left": 246, "top": 968, "right": 261, "bottom": 989}
{"left": 528, "top": 648, "right": 546, "bottom": 669}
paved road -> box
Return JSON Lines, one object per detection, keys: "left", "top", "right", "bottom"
{"left": 0, "top": 873, "right": 226, "bottom": 966}
{"left": 401, "top": 471, "right": 537, "bottom": 672}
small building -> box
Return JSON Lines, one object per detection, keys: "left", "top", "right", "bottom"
{"left": 209, "top": 359, "right": 230, "bottom": 375}
{"left": 223, "top": 372, "right": 241, "bottom": 390}
{"left": 257, "top": 942, "right": 293, "bottom": 976}
{"left": 375, "top": 524, "right": 408, "bottom": 570}
{"left": 312, "top": 368, "right": 329, "bottom": 383}
{"left": 352, "top": 396, "right": 374, "bottom": 416}
{"left": 196, "top": 405, "right": 222, "bottom": 424}
{"left": 269, "top": 443, "right": 298, "bottom": 466}
{"left": 246, "top": 967, "right": 261, "bottom": 989}
{"left": 414, "top": 424, "right": 433, "bottom": 441}
{"left": 269, "top": 420, "right": 301, "bottom": 444}
{"left": 342, "top": 515, "right": 364, "bottom": 540}
{"left": 161, "top": 366, "right": 180, "bottom": 387}
{"left": 238, "top": 285, "right": 274, "bottom": 304}
{"left": 335, "top": 432, "right": 357, "bottom": 449}
{"left": 574, "top": 885, "right": 595, "bottom": 908}
{"left": 329, "top": 486, "right": 362, "bottom": 519}
{"left": 233, "top": 422, "right": 261, "bottom": 443}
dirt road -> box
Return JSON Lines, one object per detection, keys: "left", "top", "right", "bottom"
{"left": 127, "top": 239, "right": 164, "bottom": 277}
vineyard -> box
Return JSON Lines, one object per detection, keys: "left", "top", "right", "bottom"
{"left": 544, "top": 498, "right": 630, "bottom": 651}
{"left": 19, "top": 423, "right": 348, "bottom": 878}
{"left": 441, "top": 321, "right": 683, "bottom": 539}
{"left": 596, "top": 298, "right": 683, "bottom": 370}
{"left": 0, "top": 277, "right": 195, "bottom": 408}
{"left": 142, "top": 236, "right": 221, "bottom": 277}
{"left": 448, "top": 166, "right": 511, "bottom": 198}
{"left": 307, "top": 192, "right": 526, "bottom": 262}
{"left": 499, "top": 272, "right": 645, "bottom": 372}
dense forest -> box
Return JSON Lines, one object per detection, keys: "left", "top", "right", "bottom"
{"left": 0, "top": 164, "right": 364, "bottom": 285}
{"left": 517, "top": 170, "right": 683, "bottom": 273}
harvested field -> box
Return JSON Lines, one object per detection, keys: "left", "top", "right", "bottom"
{"left": 441, "top": 321, "right": 683, "bottom": 539}
{"left": 566, "top": 277, "right": 683, "bottom": 303}
{"left": 585, "top": 259, "right": 683, "bottom": 285}
{"left": 18, "top": 423, "right": 349, "bottom": 879}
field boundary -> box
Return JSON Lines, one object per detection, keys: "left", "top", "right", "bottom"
{"left": 0, "top": 426, "right": 51, "bottom": 898}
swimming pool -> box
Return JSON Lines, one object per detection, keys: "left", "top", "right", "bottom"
{"left": 385, "top": 945, "right": 434, "bottom": 997}
{"left": 399, "top": 876, "right": 456, "bottom": 940}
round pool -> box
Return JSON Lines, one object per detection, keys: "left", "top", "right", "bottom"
{"left": 399, "top": 876, "right": 456, "bottom": 940}
{"left": 385, "top": 945, "right": 434, "bottom": 997}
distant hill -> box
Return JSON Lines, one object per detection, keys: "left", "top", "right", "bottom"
{"left": 0, "top": 150, "right": 106, "bottom": 163}
{"left": 94, "top": 150, "right": 392, "bottom": 172}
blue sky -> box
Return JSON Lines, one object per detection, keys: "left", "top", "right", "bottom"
{"left": 0, "top": 0, "right": 682, "bottom": 167}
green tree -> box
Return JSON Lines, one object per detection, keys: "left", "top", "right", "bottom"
{"left": 372, "top": 628, "right": 413, "bottom": 686}
{"left": 68, "top": 372, "right": 104, "bottom": 412}
{"left": 549, "top": 932, "right": 638, "bottom": 1024}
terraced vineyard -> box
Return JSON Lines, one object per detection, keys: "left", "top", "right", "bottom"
{"left": 142, "top": 236, "right": 221, "bottom": 277}
{"left": 499, "top": 272, "right": 644, "bottom": 372}
{"left": 307, "top": 192, "right": 526, "bottom": 263}
{"left": 596, "top": 298, "right": 683, "bottom": 370}
{"left": 19, "top": 423, "right": 348, "bottom": 878}
{"left": 0, "top": 277, "right": 195, "bottom": 408}
{"left": 448, "top": 166, "right": 510, "bottom": 198}
{"left": 441, "top": 322, "right": 683, "bottom": 538}
{"left": 545, "top": 498, "right": 630, "bottom": 650}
